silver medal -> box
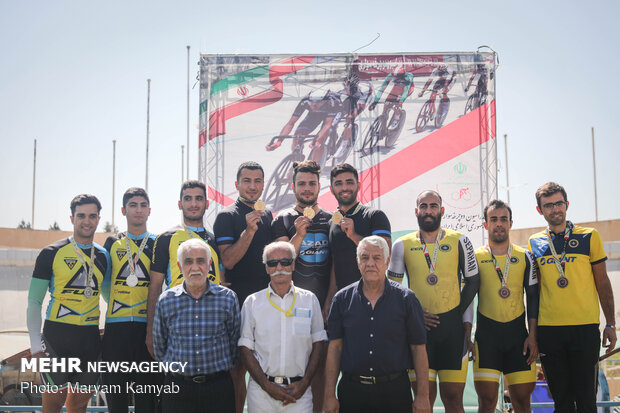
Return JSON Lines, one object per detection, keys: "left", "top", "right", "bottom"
{"left": 83, "top": 287, "right": 94, "bottom": 298}
{"left": 126, "top": 273, "right": 138, "bottom": 287}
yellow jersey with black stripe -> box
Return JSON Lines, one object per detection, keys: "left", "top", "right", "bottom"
{"left": 103, "top": 231, "right": 157, "bottom": 323}
{"left": 528, "top": 224, "right": 607, "bottom": 326}
{"left": 32, "top": 237, "right": 111, "bottom": 326}
{"left": 151, "top": 225, "right": 221, "bottom": 287}
{"left": 388, "top": 229, "right": 479, "bottom": 314}
{"left": 475, "top": 244, "right": 538, "bottom": 323}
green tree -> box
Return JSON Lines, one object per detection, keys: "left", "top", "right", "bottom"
{"left": 17, "top": 220, "right": 32, "bottom": 229}
{"left": 103, "top": 221, "right": 118, "bottom": 233}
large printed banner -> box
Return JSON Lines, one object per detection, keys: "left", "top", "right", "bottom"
{"left": 199, "top": 53, "right": 497, "bottom": 245}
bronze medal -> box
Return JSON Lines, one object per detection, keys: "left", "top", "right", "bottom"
{"left": 254, "top": 200, "right": 266, "bottom": 211}
{"left": 426, "top": 273, "right": 438, "bottom": 286}
{"left": 303, "top": 207, "right": 315, "bottom": 219}
{"left": 557, "top": 277, "right": 569, "bottom": 288}
{"left": 498, "top": 286, "right": 511, "bottom": 299}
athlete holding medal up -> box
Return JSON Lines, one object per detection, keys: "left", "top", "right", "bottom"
{"left": 529, "top": 182, "right": 615, "bottom": 412}
{"left": 473, "top": 200, "right": 538, "bottom": 413}
{"left": 388, "top": 190, "right": 479, "bottom": 412}
{"left": 324, "top": 163, "right": 392, "bottom": 315}
{"left": 102, "top": 188, "right": 161, "bottom": 413}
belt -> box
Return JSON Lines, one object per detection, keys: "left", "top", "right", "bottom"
{"left": 343, "top": 371, "right": 407, "bottom": 385}
{"left": 266, "top": 375, "right": 303, "bottom": 385}
{"left": 169, "top": 371, "right": 228, "bottom": 384}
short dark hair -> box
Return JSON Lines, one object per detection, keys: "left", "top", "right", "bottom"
{"left": 416, "top": 190, "right": 442, "bottom": 206}
{"left": 293, "top": 160, "right": 320, "bottom": 184}
{"left": 122, "top": 187, "right": 150, "bottom": 209}
{"left": 330, "top": 163, "right": 358, "bottom": 184}
{"left": 236, "top": 161, "right": 264, "bottom": 181}
{"left": 180, "top": 180, "right": 207, "bottom": 201}
{"left": 535, "top": 182, "right": 567, "bottom": 209}
{"left": 483, "top": 199, "right": 512, "bottom": 221}
{"left": 70, "top": 194, "right": 102, "bottom": 216}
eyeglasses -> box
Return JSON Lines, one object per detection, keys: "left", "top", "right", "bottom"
{"left": 266, "top": 258, "right": 294, "bottom": 267}
{"left": 542, "top": 201, "right": 567, "bottom": 210}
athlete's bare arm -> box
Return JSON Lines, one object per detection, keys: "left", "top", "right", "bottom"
{"left": 593, "top": 260, "right": 617, "bottom": 352}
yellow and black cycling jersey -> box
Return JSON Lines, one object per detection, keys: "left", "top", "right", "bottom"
{"left": 475, "top": 244, "right": 538, "bottom": 323}
{"left": 151, "top": 225, "right": 221, "bottom": 287}
{"left": 103, "top": 231, "right": 157, "bottom": 323}
{"left": 529, "top": 224, "right": 607, "bottom": 326}
{"left": 32, "top": 237, "right": 111, "bottom": 326}
{"left": 388, "top": 229, "right": 479, "bottom": 315}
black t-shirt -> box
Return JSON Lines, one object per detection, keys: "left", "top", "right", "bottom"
{"left": 272, "top": 207, "right": 332, "bottom": 307}
{"left": 213, "top": 200, "right": 273, "bottom": 305}
{"left": 329, "top": 202, "right": 391, "bottom": 290}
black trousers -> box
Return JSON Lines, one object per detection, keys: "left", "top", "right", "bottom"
{"left": 102, "top": 322, "right": 163, "bottom": 413}
{"left": 162, "top": 372, "right": 235, "bottom": 413}
{"left": 337, "top": 372, "right": 412, "bottom": 413}
{"left": 538, "top": 324, "right": 600, "bottom": 413}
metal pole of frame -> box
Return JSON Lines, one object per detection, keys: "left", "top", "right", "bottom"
{"left": 146, "top": 79, "right": 151, "bottom": 191}
{"left": 112, "top": 139, "right": 116, "bottom": 229}
{"left": 186, "top": 45, "right": 191, "bottom": 180}
{"left": 504, "top": 134, "right": 510, "bottom": 205}
{"left": 32, "top": 139, "right": 37, "bottom": 228}
{"left": 591, "top": 127, "right": 599, "bottom": 221}
{"left": 181, "top": 145, "right": 185, "bottom": 183}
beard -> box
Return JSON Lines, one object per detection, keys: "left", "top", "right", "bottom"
{"left": 295, "top": 193, "right": 318, "bottom": 207}
{"left": 417, "top": 213, "right": 441, "bottom": 232}
{"left": 489, "top": 230, "right": 509, "bottom": 243}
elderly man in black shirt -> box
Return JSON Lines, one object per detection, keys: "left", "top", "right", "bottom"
{"left": 324, "top": 235, "right": 430, "bottom": 413}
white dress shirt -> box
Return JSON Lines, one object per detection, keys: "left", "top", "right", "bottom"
{"left": 238, "top": 282, "right": 327, "bottom": 378}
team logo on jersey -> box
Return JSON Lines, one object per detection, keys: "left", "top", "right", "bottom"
{"left": 57, "top": 304, "right": 80, "bottom": 318}
{"left": 64, "top": 267, "right": 97, "bottom": 289}
{"left": 111, "top": 300, "right": 131, "bottom": 314}
{"left": 300, "top": 234, "right": 329, "bottom": 264}
{"left": 510, "top": 257, "right": 519, "bottom": 264}
{"left": 568, "top": 239, "right": 579, "bottom": 248}
{"left": 116, "top": 250, "right": 128, "bottom": 261}
{"left": 64, "top": 258, "right": 78, "bottom": 270}
{"left": 440, "top": 244, "right": 451, "bottom": 252}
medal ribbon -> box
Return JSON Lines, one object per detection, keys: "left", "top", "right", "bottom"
{"left": 183, "top": 224, "right": 207, "bottom": 242}
{"left": 124, "top": 233, "right": 150, "bottom": 277}
{"left": 485, "top": 244, "right": 513, "bottom": 288}
{"left": 418, "top": 229, "right": 444, "bottom": 274}
{"left": 545, "top": 221, "right": 574, "bottom": 279}
{"left": 69, "top": 237, "right": 95, "bottom": 293}
{"left": 266, "top": 287, "right": 297, "bottom": 317}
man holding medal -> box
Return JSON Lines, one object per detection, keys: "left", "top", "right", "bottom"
{"left": 473, "top": 200, "right": 538, "bottom": 413}
{"left": 102, "top": 188, "right": 161, "bottom": 413}
{"left": 239, "top": 241, "right": 327, "bottom": 413}
{"left": 529, "top": 182, "right": 615, "bottom": 412}
{"left": 146, "top": 180, "right": 222, "bottom": 357}
{"left": 388, "top": 190, "right": 479, "bottom": 412}
{"left": 27, "top": 194, "right": 111, "bottom": 413}
{"left": 214, "top": 161, "right": 274, "bottom": 413}
{"left": 325, "top": 163, "right": 392, "bottom": 313}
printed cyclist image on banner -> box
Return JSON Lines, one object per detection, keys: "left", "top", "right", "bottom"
{"left": 199, "top": 52, "right": 497, "bottom": 245}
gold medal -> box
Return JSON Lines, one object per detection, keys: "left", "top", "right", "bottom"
{"left": 303, "top": 207, "right": 315, "bottom": 219}
{"left": 331, "top": 211, "right": 343, "bottom": 225}
{"left": 254, "top": 200, "right": 266, "bottom": 211}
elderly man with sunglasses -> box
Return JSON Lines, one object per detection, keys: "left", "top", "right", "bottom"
{"left": 239, "top": 241, "right": 327, "bottom": 413}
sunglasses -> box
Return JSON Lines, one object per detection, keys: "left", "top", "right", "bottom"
{"left": 266, "top": 258, "right": 294, "bottom": 267}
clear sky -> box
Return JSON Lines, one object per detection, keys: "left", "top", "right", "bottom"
{"left": 1, "top": 0, "right": 618, "bottom": 234}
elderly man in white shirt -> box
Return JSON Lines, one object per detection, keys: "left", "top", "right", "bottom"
{"left": 239, "top": 241, "right": 327, "bottom": 413}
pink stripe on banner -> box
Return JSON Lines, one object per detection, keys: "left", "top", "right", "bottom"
{"left": 208, "top": 186, "right": 235, "bottom": 207}
{"left": 317, "top": 100, "right": 496, "bottom": 210}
